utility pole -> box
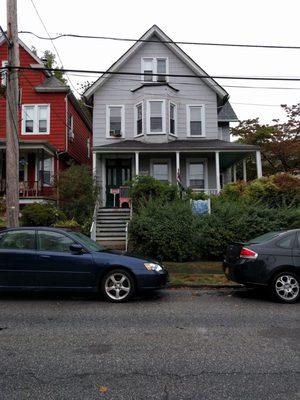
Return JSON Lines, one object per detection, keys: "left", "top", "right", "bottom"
{"left": 6, "top": 0, "right": 20, "bottom": 227}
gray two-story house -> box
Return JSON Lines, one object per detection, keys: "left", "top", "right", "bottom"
{"left": 85, "top": 25, "right": 262, "bottom": 244}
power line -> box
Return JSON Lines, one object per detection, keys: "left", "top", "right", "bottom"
{"left": 18, "top": 30, "right": 300, "bottom": 50}
{"left": 5, "top": 65, "right": 300, "bottom": 82}
{"left": 29, "top": 0, "right": 81, "bottom": 97}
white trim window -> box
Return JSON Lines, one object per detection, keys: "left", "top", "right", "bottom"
{"left": 187, "top": 105, "right": 205, "bottom": 137}
{"left": 134, "top": 102, "right": 143, "bottom": 136}
{"left": 186, "top": 160, "right": 206, "bottom": 189}
{"left": 141, "top": 57, "right": 168, "bottom": 82}
{"left": 67, "top": 113, "right": 74, "bottom": 140}
{"left": 147, "top": 100, "right": 166, "bottom": 134}
{"left": 1, "top": 60, "right": 8, "bottom": 87}
{"left": 22, "top": 104, "right": 50, "bottom": 135}
{"left": 170, "top": 102, "right": 176, "bottom": 135}
{"left": 38, "top": 157, "right": 54, "bottom": 186}
{"left": 150, "top": 159, "right": 171, "bottom": 183}
{"left": 106, "top": 105, "right": 125, "bottom": 138}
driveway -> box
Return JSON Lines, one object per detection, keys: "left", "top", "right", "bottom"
{"left": 0, "top": 288, "right": 299, "bottom": 400}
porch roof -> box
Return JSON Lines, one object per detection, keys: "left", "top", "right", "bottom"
{"left": 0, "top": 140, "right": 56, "bottom": 156}
{"left": 93, "top": 139, "right": 259, "bottom": 153}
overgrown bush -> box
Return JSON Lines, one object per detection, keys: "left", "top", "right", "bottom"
{"left": 196, "top": 198, "right": 300, "bottom": 259}
{"left": 128, "top": 175, "right": 179, "bottom": 210}
{"left": 55, "top": 164, "right": 98, "bottom": 225}
{"left": 21, "top": 203, "right": 65, "bottom": 227}
{"left": 53, "top": 219, "right": 81, "bottom": 231}
{"left": 129, "top": 199, "right": 198, "bottom": 262}
{"left": 221, "top": 173, "right": 300, "bottom": 207}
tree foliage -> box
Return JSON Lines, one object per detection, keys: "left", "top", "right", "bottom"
{"left": 231, "top": 103, "right": 300, "bottom": 178}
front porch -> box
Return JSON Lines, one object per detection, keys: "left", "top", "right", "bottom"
{"left": 0, "top": 140, "right": 57, "bottom": 204}
{"left": 93, "top": 140, "right": 262, "bottom": 208}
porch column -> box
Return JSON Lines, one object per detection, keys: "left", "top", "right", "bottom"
{"left": 176, "top": 151, "right": 180, "bottom": 185}
{"left": 92, "top": 152, "right": 97, "bottom": 180}
{"left": 215, "top": 151, "right": 221, "bottom": 193}
{"left": 233, "top": 164, "right": 237, "bottom": 183}
{"left": 256, "top": 150, "right": 263, "bottom": 178}
{"left": 135, "top": 152, "right": 139, "bottom": 176}
{"left": 242, "top": 158, "right": 247, "bottom": 182}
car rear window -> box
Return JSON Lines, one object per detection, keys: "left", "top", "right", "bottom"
{"left": 248, "top": 231, "right": 281, "bottom": 244}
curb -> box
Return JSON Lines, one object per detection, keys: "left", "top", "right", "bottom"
{"left": 167, "top": 284, "right": 243, "bottom": 289}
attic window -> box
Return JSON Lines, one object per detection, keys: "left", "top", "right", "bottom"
{"left": 141, "top": 58, "right": 168, "bottom": 82}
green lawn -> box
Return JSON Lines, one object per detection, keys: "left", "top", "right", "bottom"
{"left": 164, "top": 261, "right": 234, "bottom": 286}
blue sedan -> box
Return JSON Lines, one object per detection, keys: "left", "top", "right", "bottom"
{"left": 0, "top": 227, "right": 168, "bottom": 302}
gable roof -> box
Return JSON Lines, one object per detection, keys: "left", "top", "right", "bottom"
{"left": 84, "top": 25, "right": 228, "bottom": 102}
{"left": 218, "top": 101, "right": 238, "bottom": 122}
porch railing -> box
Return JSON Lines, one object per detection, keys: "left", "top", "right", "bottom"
{"left": 192, "top": 188, "right": 220, "bottom": 196}
{"left": 0, "top": 180, "right": 54, "bottom": 198}
{"left": 90, "top": 197, "right": 100, "bottom": 241}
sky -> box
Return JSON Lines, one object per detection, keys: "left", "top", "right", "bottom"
{"left": 1, "top": 0, "right": 300, "bottom": 124}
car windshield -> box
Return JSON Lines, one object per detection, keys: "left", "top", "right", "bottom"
{"left": 248, "top": 231, "right": 282, "bottom": 244}
{"left": 71, "top": 232, "right": 105, "bottom": 252}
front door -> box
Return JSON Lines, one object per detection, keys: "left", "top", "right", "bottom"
{"left": 106, "top": 159, "right": 131, "bottom": 207}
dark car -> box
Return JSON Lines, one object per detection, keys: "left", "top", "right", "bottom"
{"left": 223, "top": 229, "right": 300, "bottom": 303}
{"left": 0, "top": 227, "right": 168, "bottom": 302}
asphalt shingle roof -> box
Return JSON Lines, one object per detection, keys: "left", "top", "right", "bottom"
{"left": 218, "top": 101, "right": 238, "bottom": 121}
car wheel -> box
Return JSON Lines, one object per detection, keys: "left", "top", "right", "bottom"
{"left": 101, "top": 269, "right": 135, "bottom": 302}
{"left": 271, "top": 272, "right": 300, "bottom": 303}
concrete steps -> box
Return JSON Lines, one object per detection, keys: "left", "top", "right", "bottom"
{"left": 96, "top": 208, "right": 131, "bottom": 249}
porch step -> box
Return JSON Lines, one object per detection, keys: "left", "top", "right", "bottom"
{"left": 95, "top": 207, "right": 132, "bottom": 250}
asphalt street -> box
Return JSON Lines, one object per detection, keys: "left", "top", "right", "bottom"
{"left": 0, "top": 288, "right": 299, "bottom": 400}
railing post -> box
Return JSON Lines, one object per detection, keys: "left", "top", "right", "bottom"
{"left": 215, "top": 151, "right": 221, "bottom": 193}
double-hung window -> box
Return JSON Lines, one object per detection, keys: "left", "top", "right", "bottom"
{"left": 147, "top": 100, "right": 165, "bottom": 134}
{"left": 135, "top": 103, "right": 143, "bottom": 136}
{"left": 141, "top": 58, "right": 168, "bottom": 82}
{"left": 22, "top": 104, "right": 50, "bottom": 134}
{"left": 1, "top": 60, "right": 8, "bottom": 87}
{"left": 187, "top": 105, "right": 204, "bottom": 136}
{"left": 151, "top": 160, "right": 170, "bottom": 183}
{"left": 187, "top": 161, "right": 205, "bottom": 189}
{"left": 107, "top": 105, "right": 124, "bottom": 138}
{"left": 68, "top": 113, "right": 74, "bottom": 140}
{"left": 170, "top": 103, "right": 176, "bottom": 135}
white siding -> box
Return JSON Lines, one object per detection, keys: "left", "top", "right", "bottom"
{"left": 93, "top": 38, "right": 219, "bottom": 146}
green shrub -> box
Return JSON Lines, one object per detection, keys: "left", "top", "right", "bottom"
{"left": 196, "top": 198, "right": 300, "bottom": 259}
{"left": 53, "top": 219, "right": 81, "bottom": 230}
{"left": 129, "top": 199, "right": 198, "bottom": 262}
{"left": 128, "top": 175, "right": 179, "bottom": 210}
{"left": 21, "top": 203, "right": 66, "bottom": 226}
{"left": 55, "top": 164, "right": 98, "bottom": 225}
{"left": 220, "top": 174, "right": 300, "bottom": 208}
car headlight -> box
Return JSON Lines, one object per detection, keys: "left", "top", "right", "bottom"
{"left": 144, "top": 262, "right": 163, "bottom": 272}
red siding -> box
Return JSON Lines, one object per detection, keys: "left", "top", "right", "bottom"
{"left": 0, "top": 41, "right": 92, "bottom": 169}
{"left": 67, "top": 100, "right": 92, "bottom": 166}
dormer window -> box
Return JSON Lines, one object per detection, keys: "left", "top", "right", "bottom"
{"left": 141, "top": 58, "right": 168, "bottom": 82}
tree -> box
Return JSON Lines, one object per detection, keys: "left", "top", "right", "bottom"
{"left": 31, "top": 47, "right": 67, "bottom": 85}
{"left": 231, "top": 103, "right": 300, "bottom": 178}
{"left": 55, "top": 164, "right": 98, "bottom": 227}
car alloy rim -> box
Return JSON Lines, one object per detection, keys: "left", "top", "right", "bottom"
{"left": 105, "top": 273, "right": 131, "bottom": 300}
{"left": 275, "top": 275, "right": 299, "bottom": 301}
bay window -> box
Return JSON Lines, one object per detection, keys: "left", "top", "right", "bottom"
{"left": 135, "top": 103, "right": 143, "bottom": 136}
{"left": 147, "top": 100, "right": 166, "bottom": 134}
{"left": 187, "top": 105, "right": 204, "bottom": 136}
{"left": 22, "top": 104, "right": 50, "bottom": 134}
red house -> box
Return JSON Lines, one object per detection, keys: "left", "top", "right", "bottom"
{"left": 0, "top": 36, "right": 92, "bottom": 204}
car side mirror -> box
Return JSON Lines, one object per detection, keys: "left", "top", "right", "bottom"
{"left": 70, "top": 244, "right": 84, "bottom": 254}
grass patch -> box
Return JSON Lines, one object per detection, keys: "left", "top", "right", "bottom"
{"left": 164, "top": 261, "right": 234, "bottom": 286}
